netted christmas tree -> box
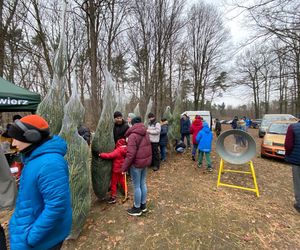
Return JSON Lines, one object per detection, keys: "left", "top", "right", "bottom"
{"left": 163, "top": 106, "right": 172, "bottom": 121}
{"left": 144, "top": 98, "right": 153, "bottom": 125}
{"left": 114, "top": 90, "right": 126, "bottom": 116}
{"left": 91, "top": 69, "right": 116, "bottom": 199}
{"left": 37, "top": 3, "right": 67, "bottom": 135}
{"left": 59, "top": 74, "right": 91, "bottom": 239}
{"left": 133, "top": 103, "right": 140, "bottom": 117}
{"left": 169, "top": 85, "right": 182, "bottom": 142}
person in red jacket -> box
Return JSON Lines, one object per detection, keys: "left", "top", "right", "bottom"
{"left": 121, "top": 116, "right": 152, "bottom": 216}
{"left": 99, "top": 138, "right": 127, "bottom": 204}
{"left": 190, "top": 115, "right": 203, "bottom": 161}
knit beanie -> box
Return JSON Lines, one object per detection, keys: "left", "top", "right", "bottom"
{"left": 131, "top": 116, "right": 142, "bottom": 125}
{"left": 114, "top": 111, "right": 123, "bottom": 118}
{"left": 127, "top": 113, "right": 136, "bottom": 119}
{"left": 148, "top": 112, "right": 155, "bottom": 118}
{"left": 8, "top": 114, "right": 50, "bottom": 143}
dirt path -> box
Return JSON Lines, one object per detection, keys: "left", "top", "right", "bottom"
{"left": 63, "top": 127, "right": 300, "bottom": 250}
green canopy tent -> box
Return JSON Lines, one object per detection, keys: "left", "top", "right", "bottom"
{"left": 0, "top": 77, "right": 41, "bottom": 112}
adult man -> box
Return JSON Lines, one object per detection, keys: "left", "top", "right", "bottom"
{"left": 8, "top": 114, "right": 72, "bottom": 250}
{"left": 284, "top": 120, "right": 300, "bottom": 213}
{"left": 147, "top": 113, "right": 161, "bottom": 171}
{"left": 113, "top": 111, "right": 129, "bottom": 144}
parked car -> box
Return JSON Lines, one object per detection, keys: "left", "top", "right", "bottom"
{"left": 250, "top": 119, "right": 262, "bottom": 129}
{"left": 258, "top": 114, "right": 297, "bottom": 138}
{"left": 261, "top": 120, "right": 298, "bottom": 159}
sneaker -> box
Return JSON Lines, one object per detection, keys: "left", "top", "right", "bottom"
{"left": 207, "top": 166, "right": 213, "bottom": 172}
{"left": 107, "top": 197, "right": 116, "bottom": 204}
{"left": 140, "top": 203, "right": 148, "bottom": 213}
{"left": 192, "top": 156, "right": 195, "bottom": 161}
{"left": 294, "top": 203, "right": 300, "bottom": 213}
{"left": 197, "top": 163, "right": 202, "bottom": 168}
{"left": 152, "top": 166, "right": 159, "bottom": 171}
{"left": 127, "top": 206, "right": 142, "bottom": 216}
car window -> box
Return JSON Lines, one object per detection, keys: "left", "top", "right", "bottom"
{"left": 268, "top": 123, "right": 290, "bottom": 135}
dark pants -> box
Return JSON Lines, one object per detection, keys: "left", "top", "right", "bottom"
{"left": 151, "top": 143, "right": 160, "bottom": 168}
{"left": 48, "top": 242, "right": 63, "bottom": 250}
{"left": 181, "top": 133, "right": 191, "bottom": 147}
{"left": 0, "top": 224, "right": 7, "bottom": 250}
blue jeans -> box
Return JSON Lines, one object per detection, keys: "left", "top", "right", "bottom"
{"left": 160, "top": 145, "right": 167, "bottom": 161}
{"left": 130, "top": 166, "right": 147, "bottom": 208}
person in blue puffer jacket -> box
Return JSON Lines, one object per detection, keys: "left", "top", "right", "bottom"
{"left": 7, "top": 114, "right": 72, "bottom": 250}
{"left": 196, "top": 122, "right": 213, "bottom": 171}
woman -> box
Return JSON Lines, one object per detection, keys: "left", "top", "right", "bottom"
{"left": 121, "top": 117, "right": 152, "bottom": 216}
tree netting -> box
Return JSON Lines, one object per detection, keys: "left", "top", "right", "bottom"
{"left": 91, "top": 69, "right": 116, "bottom": 199}
{"left": 168, "top": 86, "right": 182, "bottom": 142}
{"left": 163, "top": 106, "right": 172, "bottom": 121}
{"left": 114, "top": 90, "right": 126, "bottom": 117}
{"left": 37, "top": 4, "right": 67, "bottom": 135}
{"left": 144, "top": 98, "right": 153, "bottom": 125}
{"left": 59, "top": 75, "right": 91, "bottom": 239}
{"left": 133, "top": 103, "right": 140, "bottom": 117}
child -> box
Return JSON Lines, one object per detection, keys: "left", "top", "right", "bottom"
{"left": 174, "top": 139, "right": 186, "bottom": 153}
{"left": 215, "top": 118, "right": 222, "bottom": 137}
{"left": 99, "top": 138, "right": 127, "bottom": 204}
{"left": 196, "top": 122, "right": 213, "bottom": 171}
{"left": 190, "top": 115, "right": 203, "bottom": 161}
{"left": 159, "top": 118, "right": 168, "bottom": 161}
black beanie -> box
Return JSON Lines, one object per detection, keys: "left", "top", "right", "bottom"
{"left": 114, "top": 111, "right": 123, "bottom": 118}
{"left": 148, "top": 112, "right": 155, "bottom": 118}
{"left": 131, "top": 116, "right": 142, "bottom": 125}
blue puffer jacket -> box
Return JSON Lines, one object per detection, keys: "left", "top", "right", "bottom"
{"left": 9, "top": 136, "right": 72, "bottom": 250}
{"left": 196, "top": 122, "right": 213, "bottom": 152}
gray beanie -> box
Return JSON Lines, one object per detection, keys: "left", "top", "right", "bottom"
{"left": 128, "top": 113, "right": 136, "bottom": 119}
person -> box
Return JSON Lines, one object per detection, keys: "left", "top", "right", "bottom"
{"left": 196, "top": 122, "right": 213, "bottom": 171}
{"left": 127, "top": 113, "right": 136, "bottom": 127}
{"left": 244, "top": 116, "right": 252, "bottom": 131}
{"left": 190, "top": 115, "right": 203, "bottom": 161}
{"left": 180, "top": 114, "right": 191, "bottom": 148}
{"left": 284, "top": 120, "right": 300, "bottom": 213}
{"left": 0, "top": 147, "right": 17, "bottom": 250}
{"left": 113, "top": 111, "right": 129, "bottom": 144}
{"left": 215, "top": 118, "right": 222, "bottom": 137}
{"left": 78, "top": 124, "right": 91, "bottom": 145}
{"left": 7, "top": 114, "right": 72, "bottom": 250}
{"left": 231, "top": 116, "right": 239, "bottom": 129}
{"left": 159, "top": 118, "right": 168, "bottom": 162}
{"left": 120, "top": 117, "right": 152, "bottom": 216}
{"left": 147, "top": 113, "right": 161, "bottom": 171}
{"left": 174, "top": 139, "right": 186, "bottom": 153}
{"left": 1, "top": 114, "right": 22, "bottom": 138}
{"left": 99, "top": 138, "right": 127, "bottom": 204}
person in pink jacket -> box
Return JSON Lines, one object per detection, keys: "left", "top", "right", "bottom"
{"left": 121, "top": 117, "right": 152, "bottom": 216}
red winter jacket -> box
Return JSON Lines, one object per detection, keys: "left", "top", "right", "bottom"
{"left": 99, "top": 138, "right": 127, "bottom": 173}
{"left": 121, "top": 123, "right": 152, "bottom": 172}
{"left": 190, "top": 117, "right": 203, "bottom": 145}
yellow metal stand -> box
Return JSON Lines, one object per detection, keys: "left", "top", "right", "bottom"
{"left": 217, "top": 158, "right": 259, "bottom": 197}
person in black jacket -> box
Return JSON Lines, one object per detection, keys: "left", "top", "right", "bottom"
{"left": 215, "top": 118, "right": 222, "bottom": 137}
{"left": 78, "top": 124, "right": 91, "bottom": 145}
{"left": 113, "top": 111, "right": 129, "bottom": 144}
{"left": 159, "top": 118, "right": 168, "bottom": 161}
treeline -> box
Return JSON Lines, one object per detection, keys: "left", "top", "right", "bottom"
{"left": 1, "top": 0, "right": 299, "bottom": 126}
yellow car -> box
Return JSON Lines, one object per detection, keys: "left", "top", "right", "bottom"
{"left": 261, "top": 120, "right": 298, "bottom": 159}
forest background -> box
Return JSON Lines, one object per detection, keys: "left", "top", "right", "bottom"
{"left": 1, "top": 0, "right": 299, "bottom": 128}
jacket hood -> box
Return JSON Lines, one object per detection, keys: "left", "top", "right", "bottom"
{"left": 116, "top": 138, "right": 127, "bottom": 147}
{"left": 125, "top": 123, "right": 147, "bottom": 137}
{"left": 24, "top": 135, "right": 67, "bottom": 163}
{"left": 202, "top": 122, "right": 210, "bottom": 133}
